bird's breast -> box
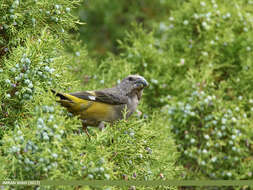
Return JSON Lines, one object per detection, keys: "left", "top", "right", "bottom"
{"left": 126, "top": 94, "right": 139, "bottom": 118}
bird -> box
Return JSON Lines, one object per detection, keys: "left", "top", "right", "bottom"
{"left": 51, "top": 75, "right": 148, "bottom": 139}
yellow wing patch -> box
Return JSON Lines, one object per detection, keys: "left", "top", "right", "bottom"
{"left": 58, "top": 93, "right": 91, "bottom": 112}
{"left": 59, "top": 93, "right": 114, "bottom": 121}
{"left": 83, "top": 101, "right": 114, "bottom": 121}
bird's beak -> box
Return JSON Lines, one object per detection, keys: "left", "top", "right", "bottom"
{"left": 135, "top": 78, "right": 149, "bottom": 89}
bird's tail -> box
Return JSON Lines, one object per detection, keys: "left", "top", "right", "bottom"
{"left": 51, "top": 89, "right": 71, "bottom": 101}
{"left": 51, "top": 89, "right": 87, "bottom": 112}
{"left": 51, "top": 89, "right": 76, "bottom": 110}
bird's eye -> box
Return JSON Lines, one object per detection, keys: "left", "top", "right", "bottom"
{"left": 128, "top": 77, "right": 134, "bottom": 81}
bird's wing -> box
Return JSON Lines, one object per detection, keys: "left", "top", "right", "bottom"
{"left": 70, "top": 90, "right": 128, "bottom": 105}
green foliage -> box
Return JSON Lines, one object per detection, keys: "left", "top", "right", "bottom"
{"left": 77, "top": 0, "right": 184, "bottom": 55}
{"left": 5, "top": 0, "right": 253, "bottom": 187}
{"left": 168, "top": 87, "right": 253, "bottom": 179}
{"left": 76, "top": 0, "right": 253, "bottom": 182}
{"left": 0, "top": 0, "right": 180, "bottom": 188}
{"left": 0, "top": 0, "right": 80, "bottom": 129}
{"left": 1, "top": 32, "right": 64, "bottom": 128}
{"left": 0, "top": 0, "right": 78, "bottom": 43}
{"left": 1, "top": 100, "right": 83, "bottom": 180}
{"left": 154, "top": 0, "right": 253, "bottom": 93}
{"left": 141, "top": 0, "right": 253, "bottom": 181}
{"left": 99, "top": 113, "right": 180, "bottom": 181}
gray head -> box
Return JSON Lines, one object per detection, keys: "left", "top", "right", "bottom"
{"left": 117, "top": 75, "right": 149, "bottom": 100}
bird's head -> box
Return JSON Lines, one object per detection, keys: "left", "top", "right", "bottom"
{"left": 117, "top": 75, "right": 149, "bottom": 100}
